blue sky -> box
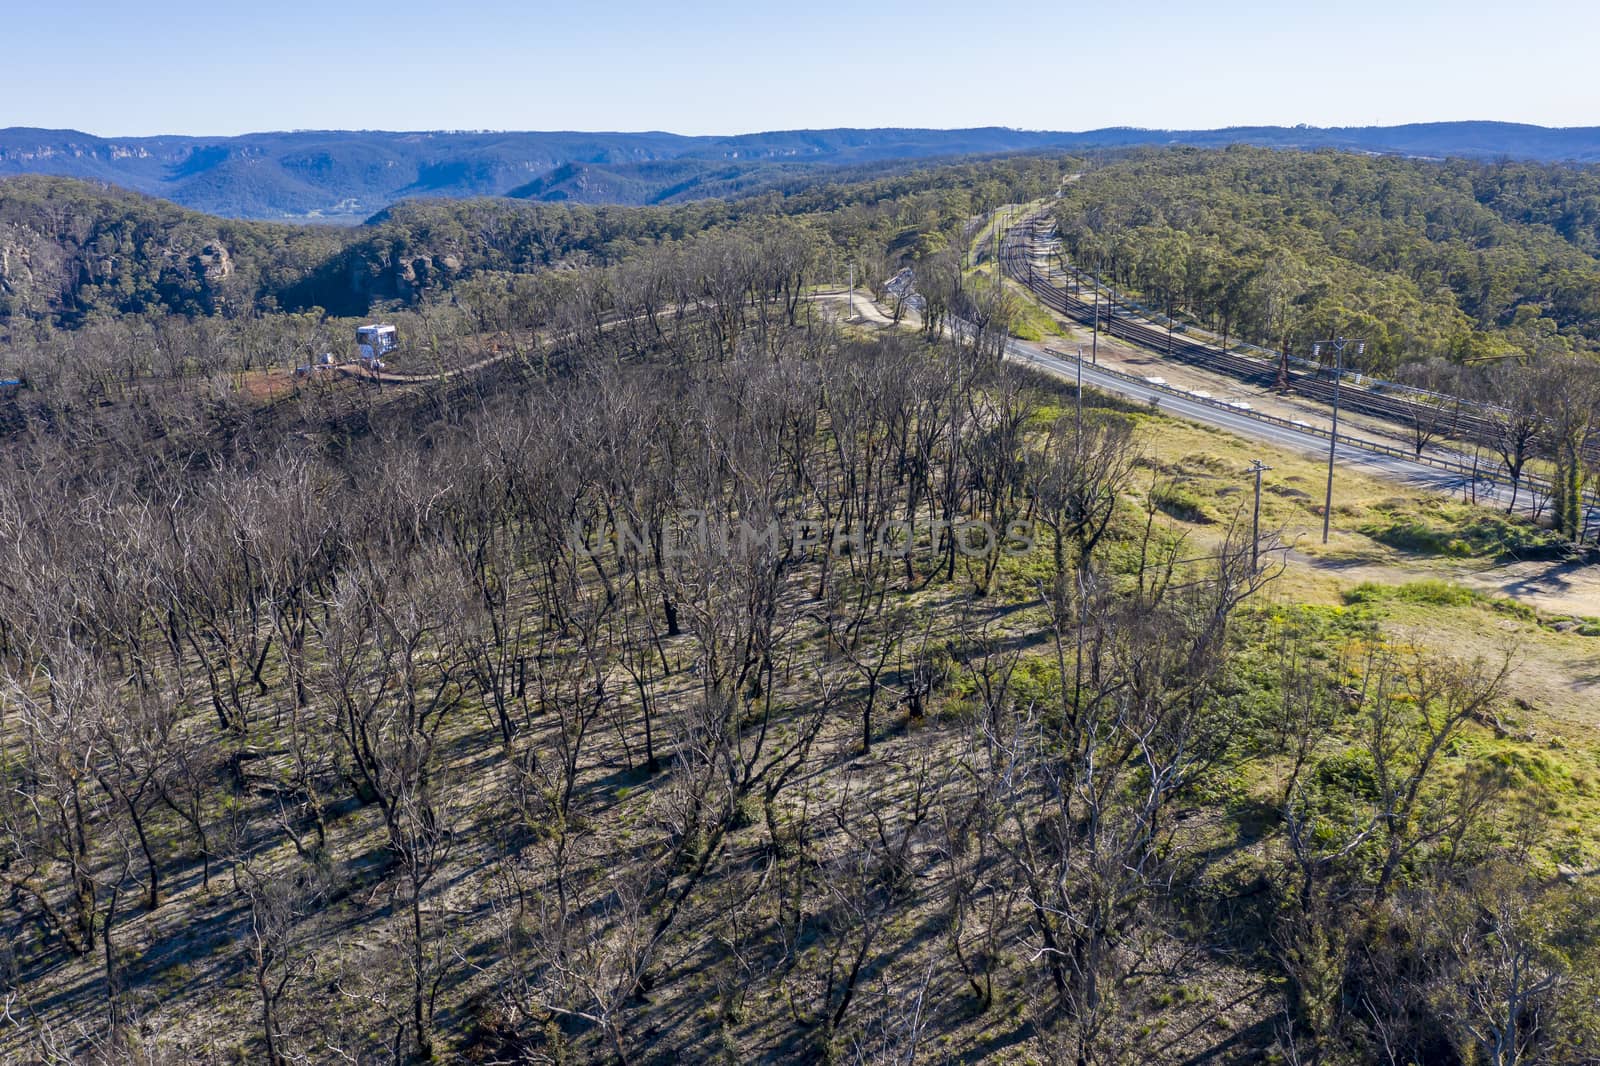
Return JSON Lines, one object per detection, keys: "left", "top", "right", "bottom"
{"left": 10, "top": 0, "right": 1597, "bottom": 135}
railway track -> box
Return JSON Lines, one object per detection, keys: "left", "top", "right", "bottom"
{"left": 994, "top": 210, "right": 1600, "bottom": 524}
{"left": 997, "top": 215, "right": 1506, "bottom": 449}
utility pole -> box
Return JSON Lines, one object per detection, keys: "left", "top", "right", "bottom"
{"left": 1315, "top": 337, "right": 1365, "bottom": 544}
{"left": 1110, "top": 267, "right": 1118, "bottom": 334}
{"left": 848, "top": 262, "right": 854, "bottom": 320}
{"left": 1249, "top": 459, "right": 1271, "bottom": 573}
{"left": 994, "top": 211, "right": 1003, "bottom": 294}
{"left": 1090, "top": 276, "right": 1099, "bottom": 365}
{"left": 1075, "top": 346, "right": 1084, "bottom": 437}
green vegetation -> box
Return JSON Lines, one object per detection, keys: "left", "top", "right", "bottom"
{"left": 1359, "top": 501, "right": 1567, "bottom": 558}
{"left": 1053, "top": 147, "right": 1600, "bottom": 373}
{"left": 2, "top": 147, "right": 1600, "bottom": 1066}
{"left": 1342, "top": 578, "right": 1550, "bottom": 627}
{"left": 0, "top": 155, "right": 1071, "bottom": 324}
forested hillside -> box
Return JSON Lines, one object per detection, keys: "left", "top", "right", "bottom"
{"left": 0, "top": 126, "right": 1087, "bottom": 219}
{"left": 1053, "top": 147, "right": 1600, "bottom": 374}
{"left": 4, "top": 148, "right": 1600, "bottom": 1065}
{"left": 0, "top": 156, "right": 1066, "bottom": 323}
{"left": 8, "top": 122, "right": 1600, "bottom": 219}
{"left": 16, "top": 147, "right": 1600, "bottom": 359}
{"left": 0, "top": 178, "right": 344, "bottom": 321}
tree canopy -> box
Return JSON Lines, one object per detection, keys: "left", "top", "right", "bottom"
{"left": 1052, "top": 147, "right": 1600, "bottom": 374}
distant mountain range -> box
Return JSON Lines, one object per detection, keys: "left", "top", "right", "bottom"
{"left": 5, "top": 122, "right": 1600, "bottom": 221}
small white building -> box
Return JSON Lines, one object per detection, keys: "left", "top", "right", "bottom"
{"left": 356, "top": 324, "right": 399, "bottom": 368}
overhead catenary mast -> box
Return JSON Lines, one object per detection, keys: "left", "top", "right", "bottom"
{"left": 1314, "top": 337, "right": 1365, "bottom": 544}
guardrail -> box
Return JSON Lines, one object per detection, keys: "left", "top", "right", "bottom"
{"left": 1012, "top": 341, "right": 1580, "bottom": 515}
{"left": 1018, "top": 220, "right": 1497, "bottom": 414}
{"left": 1003, "top": 214, "right": 1600, "bottom": 515}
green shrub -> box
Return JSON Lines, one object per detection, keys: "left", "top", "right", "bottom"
{"left": 1343, "top": 580, "right": 1540, "bottom": 623}
{"left": 1151, "top": 481, "right": 1211, "bottom": 524}
{"left": 1314, "top": 747, "right": 1380, "bottom": 802}
{"left": 1344, "top": 580, "right": 1480, "bottom": 607}
{"left": 1359, "top": 507, "right": 1561, "bottom": 559}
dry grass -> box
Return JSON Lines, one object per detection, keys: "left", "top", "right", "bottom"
{"left": 11, "top": 310, "right": 1598, "bottom": 1062}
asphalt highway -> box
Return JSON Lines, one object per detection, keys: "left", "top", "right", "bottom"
{"left": 1002, "top": 336, "right": 1553, "bottom": 519}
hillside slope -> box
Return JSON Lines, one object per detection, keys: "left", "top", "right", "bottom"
{"left": 0, "top": 154, "right": 1068, "bottom": 321}
{"left": 7, "top": 122, "right": 1600, "bottom": 219}
{"left": 1050, "top": 147, "right": 1600, "bottom": 372}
